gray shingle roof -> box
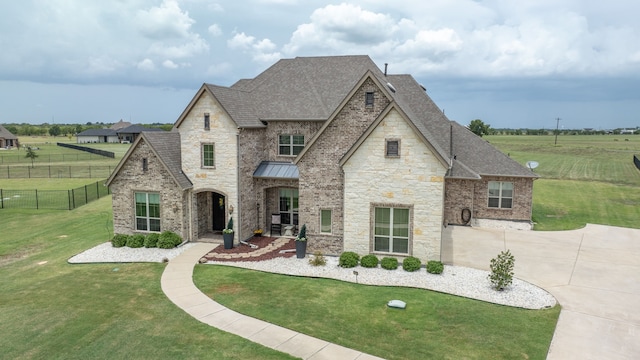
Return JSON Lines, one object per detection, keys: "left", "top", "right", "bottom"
{"left": 106, "top": 131, "right": 192, "bottom": 190}
{"left": 117, "top": 125, "right": 164, "bottom": 134}
{"left": 77, "top": 129, "right": 117, "bottom": 136}
{"left": 0, "top": 124, "right": 18, "bottom": 139}
{"left": 142, "top": 132, "right": 192, "bottom": 190}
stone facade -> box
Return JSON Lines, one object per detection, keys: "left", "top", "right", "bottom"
{"left": 297, "top": 78, "right": 391, "bottom": 254}
{"left": 110, "top": 140, "right": 187, "bottom": 238}
{"left": 342, "top": 108, "right": 448, "bottom": 261}
{"left": 178, "top": 91, "right": 240, "bottom": 243}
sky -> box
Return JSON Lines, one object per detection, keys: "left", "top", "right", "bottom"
{"left": 1, "top": 0, "right": 639, "bottom": 130}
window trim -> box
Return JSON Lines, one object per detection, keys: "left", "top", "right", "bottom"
{"left": 134, "top": 191, "right": 161, "bottom": 232}
{"left": 385, "top": 139, "right": 401, "bottom": 158}
{"left": 201, "top": 143, "right": 215, "bottom": 168}
{"left": 371, "top": 203, "right": 412, "bottom": 255}
{"left": 142, "top": 158, "right": 148, "bottom": 172}
{"left": 488, "top": 181, "right": 514, "bottom": 209}
{"left": 278, "top": 134, "right": 305, "bottom": 157}
{"left": 365, "top": 91, "right": 374, "bottom": 107}
{"left": 204, "top": 113, "right": 210, "bottom": 131}
{"left": 320, "top": 209, "right": 332, "bottom": 234}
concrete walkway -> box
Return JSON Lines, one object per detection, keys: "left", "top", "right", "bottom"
{"left": 160, "top": 243, "right": 384, "bottom": 360}
{"left": 444, "top": 223, "right": 640, "bottom": 360}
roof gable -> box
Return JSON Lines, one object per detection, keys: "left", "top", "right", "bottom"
{"left": 0, "top": 124, "right": 18, "bottom": 139}
{"left": 105, "top": 131, "right": 192, "bottom": 189}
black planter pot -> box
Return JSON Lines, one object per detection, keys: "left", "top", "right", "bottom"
{"left": 223, "top": 233, "right": 234, "bottom": 249}
{"left": 295, "top": 241, "right": 307, "bottom": 258}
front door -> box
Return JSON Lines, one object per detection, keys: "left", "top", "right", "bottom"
{"left": 212, "top": 193, "right": 225, "bottom": 231}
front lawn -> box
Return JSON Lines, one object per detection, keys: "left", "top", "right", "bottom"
{"left": 194, "top": 265, "right": 560, "bottom": 360}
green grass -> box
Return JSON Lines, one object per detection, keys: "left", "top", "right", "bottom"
{"left": 194, "top": 265, "right": 560, "bottom": 360}
{"left": 0, "top": 198, "right": 296, "bottom": 360}
{"left": 486, "top": 135, "right": 640, "bottom": 230}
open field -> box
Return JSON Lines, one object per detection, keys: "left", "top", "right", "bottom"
{"left": 486, "top": 135, "right": 640, "bottom": 230}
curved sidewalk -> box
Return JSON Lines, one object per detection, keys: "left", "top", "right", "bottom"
{"left": 160, "top": 243, "right": 384, "bottom": 360}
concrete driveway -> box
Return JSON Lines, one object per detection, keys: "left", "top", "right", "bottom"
{"left": 442, "top": 223, "right": 640, "bottom": 360}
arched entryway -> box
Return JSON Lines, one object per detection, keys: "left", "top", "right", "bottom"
{"left": 194, "top": 190, "right": 227, "bottom": 240}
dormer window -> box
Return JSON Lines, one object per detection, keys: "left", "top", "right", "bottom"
{"left": 279, "top": 134, "right": 304, "bottom": 156}
{"left": 365, "top": 92, "right": 374, "bottom": 107}
{"left": 386, "top": 139, "right": 400, "bottom": 157}
{"left": 204, "top": 113, "right": 210, "bottom": 130}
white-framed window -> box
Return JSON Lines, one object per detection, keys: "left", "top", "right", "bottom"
{"left": 135, "top": 192, "right": 160, "bottom": 232}
{"left": 202, "top": 143, "right": 214, "bottom": 168}
{"left": 279, "top": 134, "right": 304, "bottom": 156}
{"left": 385, "top": 139, "right": 400, "bottom": 157}
{"left": 488, "top": 181, "right": 513, "bottom": 209}
{"left": 320, "top": 209, "right": 332, "bottom": 234}
{"left": 373, "top": 206, "right": 410, "bottom": 254}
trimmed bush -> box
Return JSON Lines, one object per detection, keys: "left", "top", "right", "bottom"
{"left": 126, "top": 234, "right": 145, "bottom": 248}
{"left": 158, "top": 231, "right": 182, "bottom": 249}
{"left": 308, "top": 251, "right": 326, "bottom": 266}
{"left": 426, "top": 260, "right": 444, "bottom": 274}
{"left": 360, "top": 254, "right": 379, "bottom": 268}
{"left": 380, "top": 257, "right": 398, "bottom": 270}
{"left": 339, "top": 251, "right": 360, "bottom": 268}
{"left": 488, "top": 250, "right": 515, "bottom": 291}
{"left": 402, "top": 256, "right": 421, "bottom": 272}
{"left": 111, "top": 234, "right": 129, "bottom": 248}
{"left": 144, "top": 233, "right": 159, "bottom": 248}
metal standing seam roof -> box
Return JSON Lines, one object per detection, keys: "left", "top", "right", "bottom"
{"left": 253, "top": 161, "right": 299, "bottom": 179}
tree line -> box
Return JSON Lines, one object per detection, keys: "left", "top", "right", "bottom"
{"left": 1, "top": 122, "right": 174, "bottom": 137}
{"left": 468, "top": 119, "right": 638, "bottom": 137}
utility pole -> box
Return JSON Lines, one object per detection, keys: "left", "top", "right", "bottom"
{"left": 554, "top": 117, "right": 561, "bottom": 145}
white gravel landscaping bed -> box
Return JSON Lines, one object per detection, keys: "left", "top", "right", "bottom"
{"left": 68, "top": 242, "right": 198, "bottom": 264}
{"left": 208, "top": 257, "right": 557, "bottom": 310}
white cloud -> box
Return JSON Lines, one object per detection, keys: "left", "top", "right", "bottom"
{"left": 228, "top": 32, "right": 280, "bottom": 62}
{"left": 162, "top": 60, "right": 179, "bottom": 69}
{"left": 208, "top": 24, "right": 222, "bottom": 37}
{"left": 136, "top": 0, "right": 195, "bottom": 40}
{"left": 137, "top": 58, "right": 156, "bottom": 71}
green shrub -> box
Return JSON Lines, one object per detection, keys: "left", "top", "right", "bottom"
{"left": 360, "top": 254, "right": 379, "bottom": 268}
{"left": 402, "top": 256, "right": 421, "bottom": 272}
{"left": 380, "top": 257, "right": 398, "bottom": 270}
{"left": 111, "top": 234, "right": 129, "bottom": 248}
{"left": 308, "top": 251, "right": 326, "bottom": 266}
{"left": 158, "top": 231, "right": 182, "bottom": 249}
{"left": 144, "top": 233, "right": 159, "bottom": 248}
{"left": 126, "top": 234, "right": 145, "bottom": 248}
{"left": 488, "top": 250, "right": 515, "bottom": 291}
{"left": 426, "top": 260, "right": 444, "bottom": 274}
{"left": 339, "top": 251, "right": 360, "bottom": 268}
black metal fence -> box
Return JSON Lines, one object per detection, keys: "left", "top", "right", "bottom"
{"left": 57, "top": 142, "right": 115, "bottom": 158}
{"left": 0, "top": 180, "right": 110, "bottom": 210}
{"left": 0, "top": 165, "right": 114, "bottom": 179}
{"left": 0, "top": 152, "right": 109, "bottom": 164}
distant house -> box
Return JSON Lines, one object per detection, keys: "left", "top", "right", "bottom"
{"left": 620, "top": 129, "right": 635, "bottom": 135}
{"left": 0, "top": 124, "right": 19, "bottom": 148}
{"left": 116, "top": 125, "right": 164, "bottom": 143}
{"left": 76, "top": 129, "right": 119, "bottom": 143}
{"left": 106, "top": 55, "right": 537, "bottom": 261}
{"left": 110, "top": 120, "right": 132, "bottom": 131}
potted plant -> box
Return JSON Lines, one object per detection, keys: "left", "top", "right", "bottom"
{"left": 295, "top": 224, "right": 307, "bottom": 259}
{"left": 222, "top": 217, "right": 234, "bottom": 249}
{"left": 253, "top": 229, "right": 263, "bottom": 237}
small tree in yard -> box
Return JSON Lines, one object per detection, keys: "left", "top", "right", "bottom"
{"left": 488, "top": 250, "right": 515, "bottom": 291}
{"left": 25, "top": 147, "right": 38, "bottom": 167}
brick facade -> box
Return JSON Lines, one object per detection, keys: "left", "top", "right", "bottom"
{"left": 110, "top": 140, "right": 187, "bottom": 238}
